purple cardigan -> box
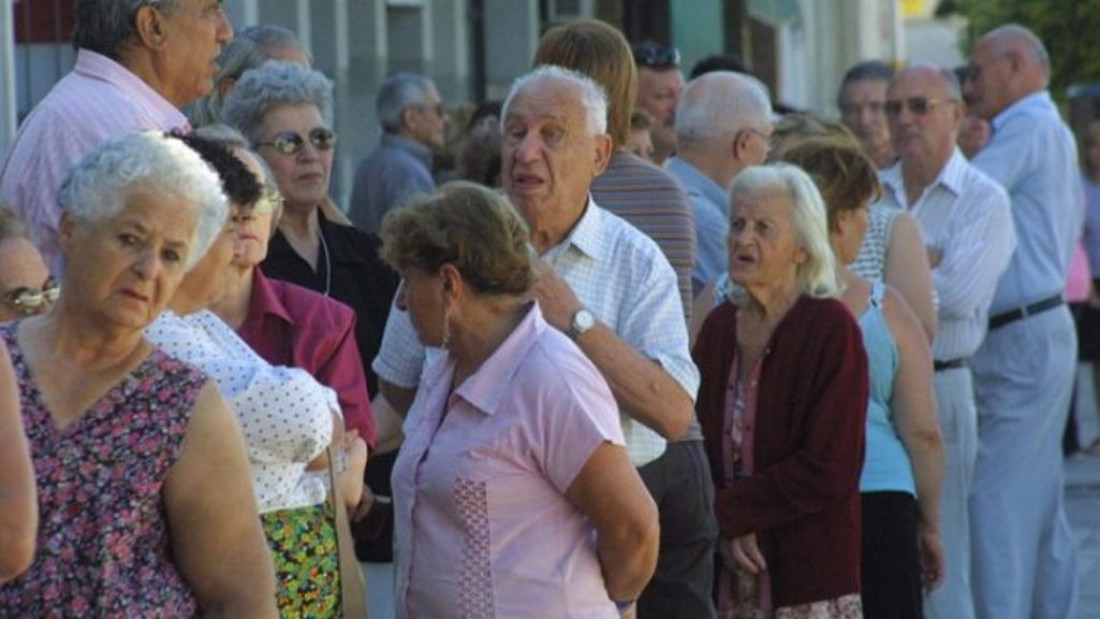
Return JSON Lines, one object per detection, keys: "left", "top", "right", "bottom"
{"left": 692, "top": 295, "right": 868, "bottom": 607}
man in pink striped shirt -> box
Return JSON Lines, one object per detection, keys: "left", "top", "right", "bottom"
{"left": 0, "top": 0, "right": 233, "bottom": 274}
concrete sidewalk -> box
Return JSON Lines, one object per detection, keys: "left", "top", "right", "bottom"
{"left": 1067, "top": 454, "right": 1100, "bottom": 619}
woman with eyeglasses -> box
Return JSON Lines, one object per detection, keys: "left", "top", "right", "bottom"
{"left": 0, "top": 131, "right": 277, "bottom": 615}
{"left": 222, "top": 61, "right": 398, "bottom": 405}
{"left": 0, "top": 208, "right": 58, "bottom": 322}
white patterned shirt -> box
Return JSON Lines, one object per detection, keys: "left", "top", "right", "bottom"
{"left": 374, "top": 197, "right": 699, "bottom": 466}
{"left": 879, "top": 149, "right": 1016, "bottom": 360}
{"left": 147, "top": 309, "right": 335, "bottom": 514}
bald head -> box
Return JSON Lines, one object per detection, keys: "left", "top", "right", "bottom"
{"left": 675, "top": 71, "right": 771, "bottom": 147}
{"left": 887, "top": 63, "right": 963, "bottom": 171}
{"left": 964, "top": 24, "right": 1050, "bottom": 119}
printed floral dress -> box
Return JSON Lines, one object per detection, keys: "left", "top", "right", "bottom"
{"left": 0, "top": 324, "right": 204, "bottom": 616}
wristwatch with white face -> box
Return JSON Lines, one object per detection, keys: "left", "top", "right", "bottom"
{"left": 567, "top": 308, "right": 596, "bottom": 340}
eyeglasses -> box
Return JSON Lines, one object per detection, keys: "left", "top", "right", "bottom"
{"left": 415, "top": 103, "right": 446, "bottom": 118}
{"left": 252, "top": 190, "right": 284, "bottom": 214}
{"left": 633, "top": 42, "right": 681, "bottom": 69}
{"left": 884, "top": 97, "right": 958, "bottom": 117}
{"left": 4, "top": 279, "right": 60, "bottom": 317}
{"left": 256, "top": 128, "right": 337, "bottom": 155}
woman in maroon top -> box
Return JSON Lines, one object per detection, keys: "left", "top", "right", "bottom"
{"left": 199, "top": 125, "right": 377, "bottom": 447}
{"left": 693, "top": 163, "right": 869, "bottom": 618}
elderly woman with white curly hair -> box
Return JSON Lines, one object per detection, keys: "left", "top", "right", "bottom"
{"left": 693, "top": 163, "right": 869, "bottom": 618}
{"left": 0, "top": 131, "right": 277, "bottom": 616}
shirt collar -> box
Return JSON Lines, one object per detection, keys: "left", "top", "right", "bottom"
{"left": 249, "top": 267, "right": 295, "bottom": 326}
{"left": 880, "top": 147, "right": 968, "bottom": 208}
{"left": 381, "top": 133, "right": 434, "bottom": 168}
{"left": 991, "top": 90, "right": 1052, "bottom": 132}
{"left": 74, "top": 49, "right": 189, "bottom": 131}
{"left": 666, "top": 156, "right": 728, "bottom": 209}
{"left": 452, "top": 303, "right": 543, "bottom": 416}
{"left": 544, "top": 195, "right": 604, "bottom": 262}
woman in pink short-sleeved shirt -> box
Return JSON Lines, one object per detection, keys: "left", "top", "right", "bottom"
{"left": 380, "top": 182, "right": 659, "bottom": 618}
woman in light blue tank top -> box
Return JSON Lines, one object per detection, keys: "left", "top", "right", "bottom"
{"left": 783, "top": 139, "right": 946, "bottom": 618}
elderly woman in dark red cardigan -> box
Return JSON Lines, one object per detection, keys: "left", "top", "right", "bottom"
{"left": 693, "top": 163, "right": 869, "bottom": 618}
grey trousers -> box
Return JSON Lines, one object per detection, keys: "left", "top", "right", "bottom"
{"left": 970, "top": 306, "right": 1078, "bottom": 619}
{"left": 924, "top": 367, "right": 977, "bottom": 619}
{"left": 637, "top": 439, "right": 718, "bottom": 619}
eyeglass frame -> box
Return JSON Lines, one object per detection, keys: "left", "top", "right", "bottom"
{"left": 3, "top": 278, "right": 61, "bottom": 317}
{"left": 883, "top": 97, "right": 959, "bottom": 117}
{"left": 255, "top": 127, "right": 338, "bottom": 156}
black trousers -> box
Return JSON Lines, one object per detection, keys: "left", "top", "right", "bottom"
{"left": 637, "top": 440, "right": 719, "bottom": 619}
{"left": 861, "top": 491, "right": 923, "bottom": 619}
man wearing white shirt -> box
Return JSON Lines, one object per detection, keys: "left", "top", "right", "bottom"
{"left": 375, "top": 66, "right": 710, "bottom": 617}
{"left": 962, "top": 25, "right": 1082, "bottom": 619}
{"left": 880, "top": 64, "right": 1015, "bottom": 619}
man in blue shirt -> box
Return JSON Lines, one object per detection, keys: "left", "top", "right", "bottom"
{"left": 963, "top": 24, "right": 1082, "bottom": 619}
{"left": 348, "top": 73, "right": 446, "bottom": 234}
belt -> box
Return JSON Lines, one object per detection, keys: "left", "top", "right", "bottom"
{"left": 933, "top": 358, "right": 969, "bottom": 372}
{"left": 988, "top": 295, "right": 1064, "bottom": 331}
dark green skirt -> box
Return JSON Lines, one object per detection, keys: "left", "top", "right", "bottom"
{"left": 261, "top": 501, "right": 341, "bottom": 618}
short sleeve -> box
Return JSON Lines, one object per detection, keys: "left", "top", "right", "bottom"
{"left": 372, "top": 300, "right": 429, "bottom": 388}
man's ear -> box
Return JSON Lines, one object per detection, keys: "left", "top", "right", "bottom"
{"left": 400, "top": 107, "right": 418, "bottom": 135}
{"left": 731, "top": 129, "right": 752, "bottom": 162}
{"left": 592, "top": 134, "right": 613, "bottom": 177}
{"left": 133, "top": 5, "right": 167, "bottom": 49}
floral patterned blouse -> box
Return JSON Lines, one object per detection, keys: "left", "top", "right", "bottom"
{"left": 0, "top": 324, "right": 205, "bottom": 617}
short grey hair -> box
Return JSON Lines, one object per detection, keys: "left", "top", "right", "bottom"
{"left": 58, "top": 131, "right": 228, "bottom": 271}
{"left": 676, "top": 71, "right": 771, "bottom": 147}
{"left": 987, "top": 23, "right": 1051, "bottom": 76}
{"left": 220, "top": 61, "right": 334, "bottom": 144}
{"left": 73, "top": 0, "right": 180, "bottom": 60}
{"left": 728, "top": 163, "right": 842, "bottom": 300}
{"left": 377, "top": 73, "right": 437, "bottom": 134}
{"left": 501, "top": 65, "right": 609, "bottom": 136}
{"left": 193, "top": 124, "right": 284, "bottom": 231}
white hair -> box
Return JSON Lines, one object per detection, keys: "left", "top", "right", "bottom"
{"left": 676, "top": 71, "right": 772, "bottom": 146}
{"left": 58, "top": 131, "right": 229, "bottom": 271}
{"left": 220, "top": 61, "right": 335, "bottom": 145}
{"left": 376, "top": 73, "right": 438, "bottom": 134}
{"left": 501, "top": 65, "right": 609, "bottom": 136}
{"left": 728, "top": 163, "right": 842, "bottom": 300}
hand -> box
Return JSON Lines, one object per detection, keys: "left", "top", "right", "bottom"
{"left": 339, "top": 431, "right": 369, "bottom": 510}
{"left": 531, "top": 260, "right": 583, "bottom": 332}
{"left": 926, "top": 246, "right": 943, "bottom": 269}
{"left": 918, "top": 525, "right": 946, "bottom": 592}
{"left": 728, "top": 534, "right": 767, "bottom": 575}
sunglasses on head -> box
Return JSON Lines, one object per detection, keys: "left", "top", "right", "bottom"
{"left": 4, "top": 279, "right": 60, "bottom": 317}
{"left": 256, "top": 128, "right": 337, "bottom": 155}
{"left": 884, "top": 97, "right": 957, "bottom": 117}
{"left": 633, "top": 42, "right": 681, "bottom": 69}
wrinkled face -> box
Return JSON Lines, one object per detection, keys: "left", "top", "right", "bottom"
{"left": 256, "top": 103, "right": 333, "bottom": 214}
{"left": 637, "top": 68, "right": 684, "bottom": 125}
{"left": 957, "top": 114, "right": 990, "bottom": 156}
{"left": 174, "top": 211, "right": 238, "bottom": 309}
{"left": 626, "top": 128, "right": 655, "bottom": 162}
{"left": 0, "top": 238, "right": 55, "bottom": 321}
{"left": 963, "top": 38, "right": 1013, "bottom": 120}
{"left": 831, "top": 205, "right": 869, "bottom": 266}
{"left": 60, "top": 188, "right": 197, "bottom": 329}
{"left": 158, "top": 0, "right": 234, "bottom": 107}
{"left": 230, "top": 149, "right": 276, "bottom": 268}
{"left": 501, "top": 79, "right": 608, "bottom": 233}
{"left": 886, "top": 71, "right": 961, "bottom": 165}
{"left": 394, "top": 267, "right": 446, "bottom": 347}
{"left": 407, "top": 86, "right": 448, "bottom": 151}
{"left": 727, "top": 188, "right": 807, "bottom": 291}
{"left": 839, "top": 79, "right": 891, "bottom": 155}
